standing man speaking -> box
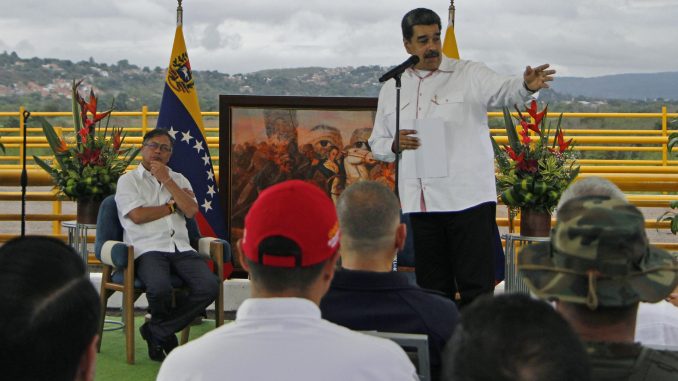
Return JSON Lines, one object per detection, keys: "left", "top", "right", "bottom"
{"left": 369, "top": 8, "right": 554, "bottom": 306}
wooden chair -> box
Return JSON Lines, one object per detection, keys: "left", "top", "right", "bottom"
{"left": 94, "top": 194, "right": 230, "bottom": 364}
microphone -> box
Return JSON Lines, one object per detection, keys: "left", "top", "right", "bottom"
{"left": 378, "top": 55, "right": 420, "bottom": 83}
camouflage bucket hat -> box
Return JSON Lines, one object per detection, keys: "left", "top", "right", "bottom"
{"left": 518, "top": 195, "right": 678, "bottom": 309}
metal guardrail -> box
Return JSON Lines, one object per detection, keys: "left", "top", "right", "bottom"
{"left": 1, "top": 106, "right": 676, "bottom": 249}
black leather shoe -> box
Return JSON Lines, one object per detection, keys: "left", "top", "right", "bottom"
{"left": 162, "top": 334, "right": 178, "bottom": 355}
{"left": 140, "top": 323, "right": 166, "bottom": 362}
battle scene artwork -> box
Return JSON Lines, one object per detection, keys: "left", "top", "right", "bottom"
{"left": 227, "top": 105, "right": 394, "bottom": 241}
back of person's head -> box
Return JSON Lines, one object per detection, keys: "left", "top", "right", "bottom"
{"left": 557, "top": 176, "right": 626, "bottom": 209}
{"left": 442, "top": 294, "right": 590, "bottom": 381}
{"left": 401, "top": 8, "right": 441, "bottom": 41}
{"left": 336, "top": 181, "right": 400, "bottom": 256}
{"left": 0, "top": 236, "right": 100, "bottom": 381}
{"left": 240, "top": 180, "right": 340, "bottom": 295}
{"left": 519, "top": 195, "right": 678, "bottom": 310}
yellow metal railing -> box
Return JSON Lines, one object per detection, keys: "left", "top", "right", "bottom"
{"left": 1, "top": 107, "right": 676, "bottom": 249}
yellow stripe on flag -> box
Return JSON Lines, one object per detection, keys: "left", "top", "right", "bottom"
{"left": 165, "top": 26, "right": 205, "bottom": 134}
{"left": 442, "top": 24, "right": 460, "bottom": 59}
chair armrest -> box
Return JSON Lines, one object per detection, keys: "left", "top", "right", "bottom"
{"left": 197, "top": 237, "right": 232, "bottom": 264}
{"left": 100, "top": 240, "right": 132, "bottom": 268}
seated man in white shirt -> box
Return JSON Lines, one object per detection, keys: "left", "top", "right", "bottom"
{"left": 115, "top": 129, "right": 219, "bottom": 361}
{"left": 158, "top": 180, "right": 418, "bottom": 381}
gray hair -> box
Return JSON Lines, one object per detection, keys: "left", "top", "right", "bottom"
{"left": 557, "top": 177, "right": 626, "bottom": 209}
{"left": 336, "top": 181, "right": 400, "bottom": 255}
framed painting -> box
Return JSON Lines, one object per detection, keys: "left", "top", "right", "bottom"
{"left": 218, "top": 95, "right": 394, "bottom": 243}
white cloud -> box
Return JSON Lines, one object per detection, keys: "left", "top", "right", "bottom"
{"left": 0, "top": 0, "right": 676, "bottom": 77}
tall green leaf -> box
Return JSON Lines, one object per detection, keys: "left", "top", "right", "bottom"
{"left": 38, "top": 118, "right": 67, "bottom": 169}
{"left": 503, "top": 106, "right": 521, "bottom": 153}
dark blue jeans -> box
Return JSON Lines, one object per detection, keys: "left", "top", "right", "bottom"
{"left": 135, "top": 249, "right": 219, "bottom": 339}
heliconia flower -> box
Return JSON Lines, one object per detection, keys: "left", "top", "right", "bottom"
{"left": 520, "top": 119, "right": 541, "bottom": 135}
{"left": 519, "top": 127, "right": 532, "bottom": 144}
{"left": 556, "top": 129, "right": 573, "bottom": 152}
{"left": 112, "top": 131, "right": 122, "bottom": 151}
{"left": 79, "top": 126, "right": 90, "bottom": 144}
{"left": 526, "top": 100, "right": 547, "bottom": 126}
{"left": 77, "top": 147, "right": 102, "bottom": 166}
{"left": 56, "top": 138, "right": 68, "bottom": 153}
{"left": 504, "top": 145, "right": 525, "bottom": 164}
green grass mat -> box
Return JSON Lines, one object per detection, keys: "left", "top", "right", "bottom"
{"left": 95, "top": 315, "right": 223, "bottom": 381}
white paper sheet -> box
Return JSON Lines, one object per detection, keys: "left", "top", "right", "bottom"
{"left": 401, "top": 119, "right": 448, "bottom": 179}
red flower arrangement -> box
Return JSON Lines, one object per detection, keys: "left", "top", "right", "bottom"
{"left": 33, "top": 81, "right": 140, "bottom": 201}
{"left": 492, "top": 100, "right": 579, "bottom": 213}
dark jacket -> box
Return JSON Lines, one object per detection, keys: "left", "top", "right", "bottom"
{"left": 320, "top": 268, "right": 459, "bottom": 381}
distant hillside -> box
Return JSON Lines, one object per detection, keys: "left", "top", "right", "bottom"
{"left": 1, "top": 52, "right": 677, "bottom": 114}
{"left": 552, "top": 72, "right": 678, "bottom": 101}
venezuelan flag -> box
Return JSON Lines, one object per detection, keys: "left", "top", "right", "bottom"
{"left": 156, "top": 24, "right": 232, "bottom": 276}
{"left": 442, "top": 13, "right": 460, "bottom": 59}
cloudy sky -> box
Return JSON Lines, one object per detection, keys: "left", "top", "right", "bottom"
{"left": 1, "top": 0, "right": 676, "bottom": 77}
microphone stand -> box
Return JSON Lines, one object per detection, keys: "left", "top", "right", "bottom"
{"left": 21, "top": 110, "right": 31, "bottom": 237}
{"left": 393, "top": 73, "right": 402, "bottom": 200}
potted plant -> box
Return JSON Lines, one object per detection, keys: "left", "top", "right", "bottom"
{"left": 33, "top": 80, "right": 140, "bottom": 224}
{"left": 492, "top": 100, "right": 580, "bottom": 236}
{"left": 657, "top": 131, "right": 678, "bottom": 234}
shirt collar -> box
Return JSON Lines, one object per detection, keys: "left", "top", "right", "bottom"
{"left": 236, "top": 297, "right": 321, "bottom": 321}
{"left": 331, "top": 268, "right": 413, "bottom": 290}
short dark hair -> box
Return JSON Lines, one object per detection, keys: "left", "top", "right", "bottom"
{"left": 401, "top": 8, "right": 442, "bottom": 41}
{"left": 0, "top": 236, "right": 100, "bottom": 381}
{"left": 442, "top": 294, "right": 590, "bottom": 381}
{"left": 143, "top": 128, "right": 175, "bottom": 148}
{"left": 245, "top": 236, "right": 327, "bottom": 293}
{"left": 336, "top": 181, "right": 400, "bottom": 254}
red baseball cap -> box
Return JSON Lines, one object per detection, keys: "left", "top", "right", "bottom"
{"left": 242, "top": 180, "right": 340, "bottom": 268}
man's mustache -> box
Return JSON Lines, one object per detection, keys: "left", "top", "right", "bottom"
{"left": 424, "top": 50, "right": 440, "bottom": 58}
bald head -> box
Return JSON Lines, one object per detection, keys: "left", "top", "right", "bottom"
{"left": 557, "top": 176, "right": 626, "bottom": 209}
{"left": 336, "top": 181, "right": 401, "bottom": 261}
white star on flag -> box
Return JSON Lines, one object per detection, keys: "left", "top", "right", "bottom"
{"left": 201, "top": 199, "right": 213, "bottom": 212}
{"left": 181, "top": 131, "right": 193, "bottom": 143}
{"left": 206, "top": 184, "right": 216, "bottom": 197}
{"left": 206, "top": 169, "right": 215, "bottom": 181}
{"left": 167, "top": 126, "right": 178, "bottom": 139}
{"left": 193, "top": 140, "right": 204, "bottom": 153}
{"left": 202, "top": 153, "right": 210, "bottom": 166}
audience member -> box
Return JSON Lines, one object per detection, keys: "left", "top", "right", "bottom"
{"left": 442, "top": 293, "right": 590, "bottom": 381}
{"left": 518, "top": 195, "right": 678, "bottom": 380}
{"left": 557, "top": 176, "right": 627, "bottom": 209}
{"left": 0, "top": 236, "right": 100, "bottom": 381}
{"left": 556, "top": 176, "right": 678, "bottom": 347}
{"left": 115, "top": 128, "right": 219, "bottom": 361}
{"left": 158, "top": 180, "right": 418, "bottom": 381}
{"left": 320, "top": 180, "right": 459, "bottom": 381}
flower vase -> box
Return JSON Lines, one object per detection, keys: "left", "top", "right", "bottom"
{"left": 77, "top": 199, "right": 102, "bottom": 225}
{"left": 519, "top": 208, "right": 551, "bottom": 237}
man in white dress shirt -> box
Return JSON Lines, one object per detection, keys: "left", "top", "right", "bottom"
{"left": 369, "top": 8, "right": 555, "bottom": 306}
{"left": 158, "top": 180, "right": 418, "bottom": 381}
{"left": 115, "top": 129, "right": 219, "bottom": 361}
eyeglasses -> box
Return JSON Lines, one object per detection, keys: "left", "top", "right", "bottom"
{"left": 143, "top": 142, "right": 172, "bottom": 153}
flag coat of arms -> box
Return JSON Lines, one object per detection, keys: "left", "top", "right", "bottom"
{"left": 156, "top": 25, "right": 232, "bottom": 276}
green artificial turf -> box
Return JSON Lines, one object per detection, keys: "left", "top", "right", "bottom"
{"left": 95, "top": 315, "right": 223, "bottom": 381}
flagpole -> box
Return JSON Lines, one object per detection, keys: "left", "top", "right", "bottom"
{"left": 448, "top": 0, "right": 456, "bottom": 27}
{"left": 177, "top": 0, "right": 183, "bottom": 26}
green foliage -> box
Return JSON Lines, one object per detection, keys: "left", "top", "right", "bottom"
{"left": 658, "top": 131, "right": 678, "bottom": 234}
{"left": 493, "top": 101, "right": 580, "bottom": 213}
{"left": 32, "top": 81, "right": 140, "bottom": 201}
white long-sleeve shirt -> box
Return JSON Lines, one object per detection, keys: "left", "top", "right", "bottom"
{"left": 369, "top": 58, "right": 532, "bottom": 213}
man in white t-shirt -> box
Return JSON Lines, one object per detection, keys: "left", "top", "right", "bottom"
{"left": 158, "top": 180, "right": 418, "bottom": 381}
{"left": 115, "top": 129, "right": 219, "bottom": 361}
